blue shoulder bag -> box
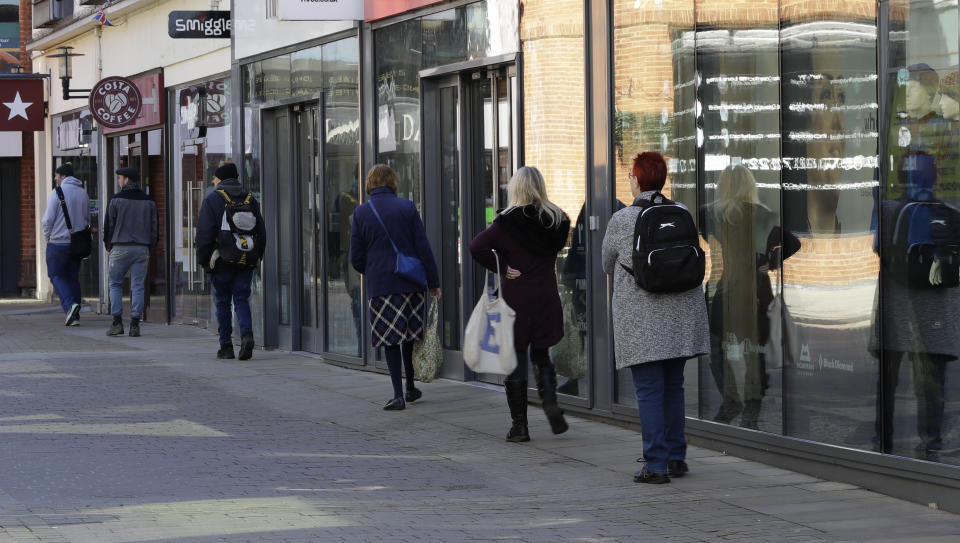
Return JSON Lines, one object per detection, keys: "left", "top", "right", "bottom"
{"left": 368, "top": 200, "right": 429, "bottom": 288}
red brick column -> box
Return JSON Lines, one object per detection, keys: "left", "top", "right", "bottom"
{"left": 18, "top": 0, "right": 36, "bottom": 294}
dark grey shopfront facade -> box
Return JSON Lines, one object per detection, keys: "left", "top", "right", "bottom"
{"left": 227, "top": 0, "right": 960, "bottom": 510}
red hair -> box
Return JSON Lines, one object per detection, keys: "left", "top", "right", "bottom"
{"left": 632, "top": 152, "right": 667, "bottom": 192}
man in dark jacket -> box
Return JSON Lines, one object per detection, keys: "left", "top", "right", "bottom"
{"left": 195, "top": 163, "right": 266, "bottom": 360}
{"left": 103, "top": 167, "right": 157, "bottom": 337}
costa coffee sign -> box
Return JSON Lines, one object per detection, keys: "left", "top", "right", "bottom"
{"left": 89, "top": 76, "right": 143, "bottom": 129}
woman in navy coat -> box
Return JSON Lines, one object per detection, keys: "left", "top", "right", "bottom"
{"left": 350, "top": 165, "right": 441, "bottom": 410}
{"left": 469, "top": 166, "right": 571, "bottom": 441}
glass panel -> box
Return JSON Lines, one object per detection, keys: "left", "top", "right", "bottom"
{"left": 779, "top": 2, "right": 880, "bottom": 448}
{"left": 422, "top": 8, "right": 467, "bottom": 69}
{"left": 466, "top": 1, "right": 491, "bottom": 59}
{"left": 276, "top": 113, "right": 293, "bottom": 326}
{"left": 299, "top": 108, "right": 316, "bottom": 329}
{"left": 322, "top": 37, "right": 362, "bottom": 357}
{"left": 440, "top": 85, "right": 462, "bottom": 349}
{"left": 241, "top": 65, "right": 265, "bottom": 342}
{"left": 611, "top": 0, "right": 697, "bottom": 410}
{"left": 879, "top": 0, "right": 959, "bottom": 465}
{"left": 291, "top": 46, "right": 323, "bottom": 97}
{"left": 521, "top": 0, "right": 588, "bottom": 398}
{"left": 375, "top": 19, "right": 423, "bottom": 204}
{"left": 697, "top": 3, "right": 783, "bottom": 433}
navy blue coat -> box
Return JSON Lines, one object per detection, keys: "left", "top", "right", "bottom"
{"left": 350, "top": 187, "right": 440, "bottom": 298}
{"left": 195, "top": 178, "right": 267, "bottom": 274}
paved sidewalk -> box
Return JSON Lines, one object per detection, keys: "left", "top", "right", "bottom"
{"left": 0, "top": 301, "right": 959, "bottom": 542}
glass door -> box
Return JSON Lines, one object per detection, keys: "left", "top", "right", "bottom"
{"left": 173, "top": 143, "right": 211, "bottom": 326}
{"left": 298, "top": 104, "right": 322, "bottom": 352}
{"left": 422, "top": 64, "right": 518, "bottom": 383}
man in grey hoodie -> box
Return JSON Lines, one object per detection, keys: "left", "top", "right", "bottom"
{"left": 103, "top": 167, "right": 158, "bottom": 337}
{"left": 41, "top": 163, "right": 90, "bottom": 326}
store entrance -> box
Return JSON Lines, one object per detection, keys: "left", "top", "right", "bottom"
{"left": 173, "top": 143, "right": 212, "bottom": 327}
{"left": 422, "top": 63, "right": 519, "bottom": 383}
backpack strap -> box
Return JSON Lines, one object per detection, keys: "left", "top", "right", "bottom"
{"left": 55, "top": 186, "right": 74, "bottom": 232}
{"left": 217, "top": 189, "right": 232, "bottom": 204}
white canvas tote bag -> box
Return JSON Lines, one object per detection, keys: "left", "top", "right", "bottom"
{"left": 463, "top": 250, "right": 518, "bottom": 375}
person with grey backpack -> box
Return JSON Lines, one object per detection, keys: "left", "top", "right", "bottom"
{"left": 196, "top": 163, "right": 266, "bottom": 360}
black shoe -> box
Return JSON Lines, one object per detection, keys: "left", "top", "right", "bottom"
{"left": 505, "top": 380, "right": 530, "bottom": 442}
{"left": 65, "top": 303, "right": 81, "bottom": 326}
{"left": 128, "top": 319, "right": 140, "bottom": 337}
{"left": 634, "top": 467, "right": 670, "bottom": 484}
{"left": 217, "top": 344, "right": 235, "bottom": 359}
{"left": 106, "top": 321, "right": 124, "bottom": 336}
{"left": 668, "top": 460, "right": 689, "bottom": 478}
{"left": 405, "top": 387, "right": 422, "bottom": 403}
{"left": 383, "top": 396, "right": 405, "bottom": 411}
{"left": 238, "top": 333, "right": 254, "bottom": 360}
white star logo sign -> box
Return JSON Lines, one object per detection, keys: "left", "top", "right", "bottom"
{"left": 4, "top": 92, "right": 33, "bottom": 121}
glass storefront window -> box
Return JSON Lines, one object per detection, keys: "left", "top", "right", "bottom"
{"left": 612, "top": 0, "right": 699, "bottom": 413}
{"left": 878, "top": 0, "right": 960, "bottom": 465}
{"left": 323, "top": 37, "right": 362, "bottom": 357}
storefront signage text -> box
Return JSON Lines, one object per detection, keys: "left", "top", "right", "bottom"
{"left": 89, "top": 76, "right": 142, "bottom": 129}
{"left": 168, "top": 11, "right": 231, "bottom": 38}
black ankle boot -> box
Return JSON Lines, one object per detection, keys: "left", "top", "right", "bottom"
{"left": 535, "top": 360, "right": 569, "bottom": 435}
{"left": 504, "top": 380, "right": 530, "bottom": 442}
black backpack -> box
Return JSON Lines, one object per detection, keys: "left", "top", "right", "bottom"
{"left": 621, "top": 192, "right": 705, "bottom": 293}
{"left": 890, "top": 200, "right": 960, "bottom": 288}
{"left": 216, "top": 189, "right": 261, "bottom": 268}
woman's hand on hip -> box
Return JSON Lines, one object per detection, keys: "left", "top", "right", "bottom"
{"left": 505, "top": 266, "right": 522, "bottom": 279}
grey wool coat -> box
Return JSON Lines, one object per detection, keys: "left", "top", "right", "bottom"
{"left": 601, "top": 192, "right": 711, "bottom": 370}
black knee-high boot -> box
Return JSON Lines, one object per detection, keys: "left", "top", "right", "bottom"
{"left": 504, "top": 380, "right": 530, "bottom": 442}
{"left": 383, "top": 345, "right": 405, "bottom": 410}
{"left": 532, "top": 349, "right": 568, "bottom": 435}
{"left": 401, "top": 340, "right": 421, "bottom": 402}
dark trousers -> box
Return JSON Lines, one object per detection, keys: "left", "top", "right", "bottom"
{"left": 875, "top": 350, "right": 949, "bottom": 455}
{"left": 508, "top": 347, "right": 550, "bottom": 381}
{"left": 46, "top": 243, "right": 82, "bottom": 313}
{"left": 210, "top": 268, "right": 254, "bottom": 345}
{"left": 631, "top": 358, "right": 688, "bottom": 474}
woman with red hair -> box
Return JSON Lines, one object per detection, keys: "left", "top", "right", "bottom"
{"left": 601, "top": 152, "right": 710, "bottom": 484}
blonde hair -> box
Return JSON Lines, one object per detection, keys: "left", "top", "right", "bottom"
{"left": 717, "top": 165, "right": 759, "bottom": 224}
{"left": 366, "top": 164, "right": 398, "bottom": 194}
{"left": 501, "top": 166, "right": 565, "bottom": 227}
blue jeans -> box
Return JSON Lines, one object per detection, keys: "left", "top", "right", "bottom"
{"left": 46, "top": 243, "right": 82, "bottom": 313}
{"left": 109, "top": 245, "right": 150, "bottom": 319}
{"left": 631, "top": 358, "right": 688, "bottom": 474}
{"left": 210, "top": 268, "right": 254, "bottom": 345}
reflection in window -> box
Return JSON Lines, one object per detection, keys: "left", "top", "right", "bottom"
{"left": 698, "top": 16, "right": 783, "bottom": 433}
{"left": 612, "top": 0, "right": 698, "bottom": 412}
{"left": 780, "top": 9, "right": 880, "bottom": 450}
{"left": 877, "top": 0, "right": 960, "bottom": 465}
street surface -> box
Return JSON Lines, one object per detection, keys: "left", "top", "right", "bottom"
{"left": 0, "top": 301, "right": 959, "bottom": 542}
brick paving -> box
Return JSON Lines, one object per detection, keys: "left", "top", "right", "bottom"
{"left": 0, "top": 301, "right": 958, "bottom": 542}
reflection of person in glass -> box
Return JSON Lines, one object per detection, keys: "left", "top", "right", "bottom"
{"left": 873, "top": 150, "right": 960, "bottom": 461}
{"left": 706, "top": 165, "right": 799, "bottom": 429}
{"left": 337, "top": 168, "right": 363, "bottom": 348}
{"left": 894, "top": 65, "right": 957, "bottom": 187}
{"left": 806, "top": 74, "right": 845, "bottom": 234}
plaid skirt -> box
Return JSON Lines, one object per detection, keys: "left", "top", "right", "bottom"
{"left": 369, "top": 292, "right": 426, "bottom": 347}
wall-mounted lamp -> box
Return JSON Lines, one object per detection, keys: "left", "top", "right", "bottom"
{"left": 10, "top": 64, "right": 24, "bottom": 74}
{"left": 46, "top": 46, "right": 90, "bottom": 100}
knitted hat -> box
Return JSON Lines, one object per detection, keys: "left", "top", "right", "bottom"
{"left": 214, "top": 163, "right": 238, "bottom": 180}
{"left": 940, "top": 71, "right": 959, "bottom": 103}
{"left": 55, "top": 163, "right": 74, "bottom": 176}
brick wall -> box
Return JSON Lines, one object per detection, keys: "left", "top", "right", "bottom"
{"left": 17, "top": 0, "right": 35, "bottom": 294}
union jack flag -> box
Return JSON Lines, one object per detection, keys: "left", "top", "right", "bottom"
{"left": 93, "top": 1, "right": 114, "bottom": 27}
